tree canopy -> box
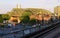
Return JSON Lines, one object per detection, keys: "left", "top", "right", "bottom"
{"left": 2, "top": 14, "right": 10, "bottom": 20}
{"left": 7, "top": 8, "right": 52, "bottom": 23}
{"left": 0, "top": 14, "right": 3, "bottom": 23}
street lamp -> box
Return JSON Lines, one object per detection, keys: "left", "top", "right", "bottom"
{"left": 42, "top": 10, "right": 44, "bottom": 26}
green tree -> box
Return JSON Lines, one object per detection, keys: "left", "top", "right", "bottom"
{"left": 21, "top": 15, "right": 30, "bottom": 23}
{"left": 2, "top": 14, "right": 10, "bottom": 20}
{"left": 22, "top": 12, "right": 31, "bottom": 16}
{"left": 20, "top": 10, "right": 32, "bottom": 23}
{"left": 7, "top": 8, "right": 22, "bottom": 16}
{"left": 0, "top": 14, "right": 3, "bottom": 23}
{"left": 29, "top": 18, "right": 36, "bottom": 25}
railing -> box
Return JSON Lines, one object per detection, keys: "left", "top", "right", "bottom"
{"left": 0, "top": 19, "right": 59, "bottom": 38}
{"left": 0, "top": 25, "right": 42, "bottom": 38}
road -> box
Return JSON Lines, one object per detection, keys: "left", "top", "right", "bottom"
{"left": 38, "top": 26, "right": 60, "bottom": 38}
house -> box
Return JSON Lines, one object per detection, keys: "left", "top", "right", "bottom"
{"left": 9, "top": 15, "right": 20, "bottom": 24}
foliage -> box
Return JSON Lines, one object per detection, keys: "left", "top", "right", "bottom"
{"left": 7, "top": 8, "right": 52, "bottom": 16}
{"left": 20, "top": 10, "right": 32, "bottom": 23}
{"left": 7, "top": 8, "right": 22, "bottom": 16}
{"left": 22, "top": 12, "right": 31, "bottom": 16}
{"left": 0, "top": 14, "right": 10, "bottom": 23}
{"left": 29, "top": 18, "right": 36, "bottom": 24}
{"left": 7, "top": 8, "right": 52, "bottom": 24}
{"left": 0, "top": 14, "right": 3, "bottom": 23}
{"left": 2, "top": 14, "right": 10, "bottom": 20}
{"left": 21, "top": 15, "right": 30, "bottom": 23}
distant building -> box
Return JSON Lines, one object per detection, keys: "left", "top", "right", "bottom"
{"left": 54, "top": 6, "right": 60, "bottom": 17}
{"left": 30, "top": 9, "right": 52, "bottom": 21}
{"left": 8, "top": 4, "right": 21, "bottom": 23}
{"left": 9, "top": 15, "right": 20, "bottom": 23}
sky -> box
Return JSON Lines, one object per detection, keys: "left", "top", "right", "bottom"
{"left": 0, "top": 0, "right": 60, "bottom": 14}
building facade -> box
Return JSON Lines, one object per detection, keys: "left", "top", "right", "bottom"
{"left": 54, "top": 6, "right": 60, "bottom": 17}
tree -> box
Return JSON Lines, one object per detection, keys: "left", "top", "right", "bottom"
{"left": 29, "top": 18, "right": 36, "bottom": 25}
{"left": 7, "top": 8, "right": 22, "bottom": 16}
{"left": 2, "top": 14, "right": 10, "bottom": 20}
{"left": 21, "top": 15, "right": 30, "bottom": 23}
{"left": 0, "top": 14, "right": 3, "bottom": 23}
{"left": 20, "top": 10, "right": 32, "bottom": 23}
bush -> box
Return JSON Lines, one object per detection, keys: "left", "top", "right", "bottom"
{"left": 21, "top": 15, "right": 30, "bottom": 23}
{"left": 29, "top": 18, "right": 36, "bottom": 25}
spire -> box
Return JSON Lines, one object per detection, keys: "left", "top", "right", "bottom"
{"left": 16, "top": 4, "right": 21, "bottom": 8}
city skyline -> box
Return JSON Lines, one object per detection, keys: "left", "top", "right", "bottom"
{"left": 0, "top": 0, "right": 60, "bottom": 14}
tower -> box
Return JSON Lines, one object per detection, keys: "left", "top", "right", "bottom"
{"left": 9, "top": 4, "right": 21, "bottom": 24}
{"left": 16, "top": 4, "right": 21, "bottom": 8}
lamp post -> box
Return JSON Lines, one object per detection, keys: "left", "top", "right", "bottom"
{"left": 42, "top": 10, "right": 44, "bottom": 26}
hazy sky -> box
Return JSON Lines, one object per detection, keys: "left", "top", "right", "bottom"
{"left": 0, "top": 0, "right": 60, "bottom": 14}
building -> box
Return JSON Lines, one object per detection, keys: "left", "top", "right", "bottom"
{"left": 8, "top": 4, "right": 21, "bottom": 24}
{"left": 30, "top": 9, "right": 52, "bottom": 21}
{"left": 54, "top": 6, "right": 60, "bottom": 17}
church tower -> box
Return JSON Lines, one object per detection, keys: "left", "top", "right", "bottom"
{"left": 16, "top": 4, "right": 21, "bottom": 8}
{"left": 9, "top": 4, "right": 21, "bottom": 24}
